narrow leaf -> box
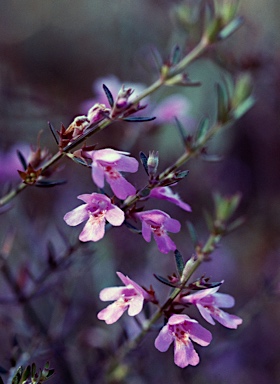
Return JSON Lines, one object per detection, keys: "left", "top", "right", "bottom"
{"left": 186, "top": 221, "right": 199, "bottom": 246}
{"left": 123, "top": 116, "right": 156, "bottom": 122}
{"left": 17, "top": 150, "right": 27, "bottom": 170}
{"left": 153, "top": 274, "right": 176, "bottom": 288}
{"left": 102, "top": 84, "right": 114, "bottom": 107}
{"left": 218, "top": 16, "right": 244, "bottom": 40}
{"left": 216, "top": 83, "right": 229, "bottom": 122}
{"left": 171, "top": 45, "right": 181, "bottom": 65}
{"left": 174, "top": 249, "right": 184, "bottom": 276}
{"left": 195, "top": 117, "right": 209, "bottom": 144}
{"left": 48, "top": 122, "right": 59, "bottom": 145}
{"left": 174, "top": 117, "right": 187, "bottom": 143}
{"left": 232, "top": 96, "right": 255, "bottom": 120}
{"left": 35, "top": 180, "right": 67, "bottom": 187}
{"left": 139, "top": 151, "right": 149, "bottom": 175}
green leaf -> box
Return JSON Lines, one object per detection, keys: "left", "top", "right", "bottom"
{"left": 170, "top": 45, "right": 181, "bottom": 65}
{"left": 139, "top": 151, "right": 148, "bottom": 175}
{"left": 232, "top": 96, "right": 255, "bottom": 120}
{"left": 174, "top": 250, "right": 184, "bottom": 276}
{"left": 186, "top": 221, "right": 199, "bottom": 246}
{"left": 21, "top": 365, "right": 31, "bottom": 381}
{"left": 195, "top": 117, "right": 209, "bottom": 145}
{"left": 12, "top": 367, "right": 23, "bottom": 384}
{"left": 216, "top": 83, "right": 229, "bottom": 123}
{"left": 218, "top": 16, "right": 243, "bottom": 40}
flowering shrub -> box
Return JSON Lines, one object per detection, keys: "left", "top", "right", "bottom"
{"left": 0, "top": 1, "right": 262, "bottom": 383}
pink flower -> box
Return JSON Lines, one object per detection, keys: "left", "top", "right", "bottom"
{"left": 135, "top": 209, "right": 181, "bottom": 254}
{"left": 155, "top": 314, "right": 212, "bottom": 368}
{"left": 97, "top": 272, "right": 149, "bottom": 324}
{"left": 181, "top": 286, "right": 243, "bottom": 329}
{"left": 152, "top": 94, "right": 192, "bottom": 125}
{"left": 85, "top": 148, "right": 139, "bottom": 199}
{"left": 150, "top": 186, "right": 191, "bottom": 212}
{"left": 63, "top": 193, "right": 124, "bottom": 242}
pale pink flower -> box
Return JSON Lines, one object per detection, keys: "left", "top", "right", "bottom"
{"left": 97, "top": 271, "right": 149, "bottom": 324}
{"left": 135, "top": 209, "right": 181, "bottom": 254}
{"left": 85, "top": 148, "right": 139, "bottom": 199}
{"left": 181, "top": 286, "right": 243, "bottom": 329}
{"left": 63, "top": 193, "right": 124, "bottom": 242}
{"left": 155, "top": 314, "right": 212, "bottom": 368}
{"left": 150, "top": 186, "right": 191, "bottom": 212}
{"left": 152, "top": 94, "right": 193, "bottom": 126}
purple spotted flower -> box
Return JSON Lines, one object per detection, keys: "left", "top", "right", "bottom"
{"left": 135, "top": 209, "right": 181, "bottom": 254}
{"left": 63, "top": 193, "right": 124, "bottom": 242}
{"left": 181, "top": 286, "right": 243, "bottom": 329}
{"left": 150, "top": 186, "right": 191, "bottom": 212}
{"left": 155, "top": 314, "right": 212, "bottom": 368}
{"left": 84, "top": 148, "right": 138, "bottom": 200}
{"left": 97, "top": 272, "right": 150, "bottom": 324}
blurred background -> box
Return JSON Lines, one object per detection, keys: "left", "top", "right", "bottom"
{"left": 1, "top": 1, "right": 280, "bottom": 383}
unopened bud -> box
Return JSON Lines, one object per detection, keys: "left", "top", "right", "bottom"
{"left": 147, "top": 150, "right": 159, "bottom": 177}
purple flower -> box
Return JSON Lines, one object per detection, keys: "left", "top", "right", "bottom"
{"left": 181, "top": 286, "right": 243, "bottom": 329}
{"left": 97, "top": 272, "right": 149, "bottom": 324}
{"left": 85, "top": 148, "right": 139, "bottom": 199}
{"left": 155, "top": 314, "right": 212, "bottom": 368}
{"left": 135, "top": 209, "right": 181, "bottom": 254}
{"left": 150, "top": 186, "right": 192, "bottom": 212}
{"left": 63, "top": 193, "right": 124, "bottom": 242}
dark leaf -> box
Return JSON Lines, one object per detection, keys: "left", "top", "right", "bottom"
{"left": 11, "top": 367, "right": 23, "bottom": 384}
{"left": 175, "top": 170, "right": 189, "bottom": 180}
{"left": 153, "top": 274, "right": 177, "bottom": 288}
{"left": 17, "top": 150, "right": 27, "bottom": 170}
{"left": 139, "top": 151, "right": 149, "bottom": 175}
{"left": 48, "top": 122, "right": 59, "bottom": 145}
{"left": 171, "top": 44, "right": 181, "bottom": 65}
{"left": 123, "top": 116, "right": 156, "bottom": 122}
{"left": 22, "top": 365, "right": 31, "bottom": 381}
{"left": 102, "top": 84, "right": 114, "bottom": 107}
{"left": 174, "top": 249, "right": 184, "bottom": 276}
{"left": 35, "top": 180, "right": 67, "bottom": 188}
{"left": 174, "top": 118, "right": 187, "bottom": 143}
{"left": 70, "top": 156, "right": 90, "bottom": 167}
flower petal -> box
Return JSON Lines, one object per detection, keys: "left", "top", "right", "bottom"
{"left": 79, "top": 216, "right": 105, "bottom": 242}
{"left": 99, "top": 286, "right": 126, "bottom": 301}
{"left": 97, "top": 302, "right": 127, "bottom": 324}
{"left": 187, "top": 322, "right": 212, "bottom": 346}
{"left": 174, "top": 339, "right": 199, "bottom": 368}
{"left": 154, "top": 325, "right": 173, "bottom": 352}
{"left": 105, "top": 205, "right": 125, "bottom": 226}
{"left": 63, "top": 205, "right": 88, "bottom": 226}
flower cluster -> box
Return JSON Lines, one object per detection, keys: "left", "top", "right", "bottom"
{"left": 97, "top": 273, "right": 242, "bottom": 368}
{"left": 61, "top": 79, "right": 244, "bottom": 371}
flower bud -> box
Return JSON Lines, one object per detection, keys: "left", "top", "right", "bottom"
{"left": 147, "top": 150, "right": 159, "bottom": 177}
